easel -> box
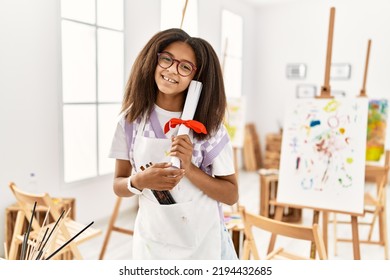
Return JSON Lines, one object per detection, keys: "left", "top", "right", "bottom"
{"left": 179, "top": 0, "right": 189, "bottom": 29}
{"left": 332, "top": 39, "right": 389, "bottom": 259}
{"left": 269, "top": 7, "right": 363, "bottom": 260}
{"left": 360, "top": 39, "right": 389, "bottom": 259}
{"left": 99, "top": 197, "right": 134, "bottom": 259}
{"left": 362, "top": 151, "right": 389, "bottom": 259}
{"left": 358, "top": 39, "right": 371, "bottom": 98}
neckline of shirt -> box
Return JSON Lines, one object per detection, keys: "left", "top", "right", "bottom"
{"left": 154, "top": 104, "right": 182, "bottom": 118}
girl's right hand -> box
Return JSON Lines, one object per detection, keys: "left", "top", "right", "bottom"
{"left": 133, "top": 162, "right": 185, "bottom": 191}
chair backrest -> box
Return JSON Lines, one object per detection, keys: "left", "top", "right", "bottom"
{"left": 9, "top": 182, "right": 75, "bottom": 259}
{"left": 9, "top": 182, "right": 65, "bottom": 229}
{"left": 240, "top": 207, "right": 327, "bottom": 260}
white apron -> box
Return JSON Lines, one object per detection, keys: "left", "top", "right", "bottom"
{"left": 131, "top": 115, "right": 222, "bottom": 259}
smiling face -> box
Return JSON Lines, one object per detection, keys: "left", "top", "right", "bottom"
{"left": 154, "top": 41, "right": 197, "bottom": 111}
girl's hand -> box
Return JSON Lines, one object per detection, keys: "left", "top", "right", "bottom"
{"left": 133, "top": 162, "right": 185, "bottom": 191}
{"left": 170, "top": 135, "right": 194, "bottom": 172}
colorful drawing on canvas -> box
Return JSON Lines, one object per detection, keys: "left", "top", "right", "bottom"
{"left": 224, "top": 97, "right": 246, "bottom": 148}
{"left": 277, "top": 98, "right": 368, "bottom": 215}
{"left": 366, "top": 99, "right": 388, "bottom": 161}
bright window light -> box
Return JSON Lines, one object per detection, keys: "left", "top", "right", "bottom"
{"left": 61, "top": 0, "right": 124, "bottom": 183}
{"left": 221, "top": 9, "right": 243, "bottom": 98}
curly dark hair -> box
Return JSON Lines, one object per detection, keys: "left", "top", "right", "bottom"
{"left": 121, "top": 28, "right": 226, "bottom": 140}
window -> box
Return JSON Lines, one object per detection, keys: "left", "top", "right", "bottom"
{"left": 160, "top": 0, "right": 198, "bottom": 36}
{"left": 61, "top": 0, "right": 124, "bottom": 183}
{"left": 221, "top": 10, "right": 243, "bottom": 98}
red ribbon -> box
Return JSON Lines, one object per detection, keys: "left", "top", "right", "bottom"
{"left": 164, "top": 118, "right": 208, "bottom": 134}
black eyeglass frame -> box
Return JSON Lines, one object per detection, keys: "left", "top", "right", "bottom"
{"left": 157, "top": 52, "right": 197, "bottom": 77}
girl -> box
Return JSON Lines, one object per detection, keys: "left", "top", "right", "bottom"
{"left": 109, "top": 28, "right": 238, "bottom": 259}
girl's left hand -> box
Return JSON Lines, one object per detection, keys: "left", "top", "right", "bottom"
{"left": 170, "top": 135, "right": 193, "bottom": 172}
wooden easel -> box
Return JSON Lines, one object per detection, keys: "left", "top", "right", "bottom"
{"left": 269, "top": 7, "right": 363, "bottom": 260}
{"left": 332, "top": 39, "right": 389, "bottom": 259}
{"left": 179, "top": 0, "right": 189, "bottom": 29}
{"left": 362, "top": 151, "right": 389, "bottom": 259}
{"left": 358, "top": 39, "right": 371, "bottom": 98}
{"left": 317, "top": 7, "right": 335, "bottom": 99}
{"left": 99, "top": 197, "right": 134, "bottom": 260}
{"left": 359, "top": 39, "right": 389, "bottom": 258}
{"left": 315, "top": 6, "right": 362, "bottom": 260}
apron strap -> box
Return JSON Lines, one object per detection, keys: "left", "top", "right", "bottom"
{"left": 124, "top": 114, "right": 148, "bottom": 173}
{"left": 149, "top": 109, "right": 167, "bottom": 139}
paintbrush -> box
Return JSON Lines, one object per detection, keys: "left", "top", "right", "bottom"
{"left": 39, "top": 208, "right": 73, "bottom": 260}
{"left": 35, "top": 209, "right": 65, "bottom": 260}
{"left": 45, "top": 221, "right": 95, "bottom": 260}
{"left": 141, "top": 163, "right": 176, "bottom": 204}
{"left": 20, "top": 233, "right": 27, "bottom": 260}
{"left": 21, "top": 201, "right": 37, "bottom": 260}
{"left": 29, "top": 207, "right": 51, "bottom": 259}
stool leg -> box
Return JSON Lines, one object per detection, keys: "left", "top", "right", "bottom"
{"left": 99, "top": 197, "right": 123, "bottom": 260}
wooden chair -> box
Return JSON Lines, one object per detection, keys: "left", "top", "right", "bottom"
{"left": 333, "top": 150, "right": 389, "bottom": 259}
{"left": 8, "top": 182, "right": 102, "bottom": 260}
{"left": 239, "top": 207, "right": 327, "bottom": 260}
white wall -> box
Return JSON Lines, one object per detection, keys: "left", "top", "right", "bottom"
{"left": 252, "top": 0, "right": 390, "bottom": 145}
{"left": 1, "top": 0, "right": 63, "bottom": 257}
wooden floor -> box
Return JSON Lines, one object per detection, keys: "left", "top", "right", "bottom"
{"left": 79, "top": 170, "right": 390, "bottom": 260}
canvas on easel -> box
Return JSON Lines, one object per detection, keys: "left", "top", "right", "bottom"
{"left": 225, "top": 96, "right": 246, "bottom": 149}
{"left": 277, "top": 97, "right": 368, "bottom": 215}
{"left": 268, "top": 7, "right": 369, "bottom": 260}
{"left": 366, "top": 99, "right": 388, "bottom": 162}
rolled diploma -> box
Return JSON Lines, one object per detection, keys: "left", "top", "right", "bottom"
{"left": 171, "top": 80, "right": 203, "bottom": 168}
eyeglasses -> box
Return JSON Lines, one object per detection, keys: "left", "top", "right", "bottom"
{"left": 157, "top": 52, "right": 197, "bottom": 77}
